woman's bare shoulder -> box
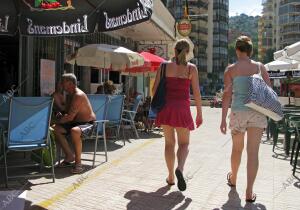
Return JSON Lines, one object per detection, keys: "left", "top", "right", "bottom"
{"left": 226, "top": 63, "right": 235, "bottom": 72}
{"left": 187, "top": 62, "right": 198, "bottom": 72}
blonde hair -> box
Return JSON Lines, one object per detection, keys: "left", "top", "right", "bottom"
{"left": 62, "top": 73, "right": 77, "bottom": 85}
{"left": 235, "top": 36, "right": 253, "bottom": 57}
{"left": 175, "top": 39, "right": 190, "bottom": 65}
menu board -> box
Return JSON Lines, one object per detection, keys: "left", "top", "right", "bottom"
{"left": 40, "top": 59, "right": 55, "bottom": 96}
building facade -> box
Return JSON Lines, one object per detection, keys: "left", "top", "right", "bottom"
{"left": 278, "top": 0, "right": 300, "bottom": 48}
{"left": 165, "top": 0, "right": 228, "bottom": 94}
{"left": 0, "top": 0, "right": 176, "bottom": 98}
{"left": 259, "top": 0, "right": 300, "bottom": 61}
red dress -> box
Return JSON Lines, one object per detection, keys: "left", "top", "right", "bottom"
{"left": 155, "top": 77, "right": 194, "bottom": 130}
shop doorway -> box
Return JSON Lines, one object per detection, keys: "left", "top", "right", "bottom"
{"left": 0, "top": 35, "right": 19, "bottom": 93}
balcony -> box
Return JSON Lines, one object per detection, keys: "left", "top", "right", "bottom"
{"left": 191, "top": 27, "right": 208, "bottom": 35}
{"left": 197, "top": 52, "right": 207, "bottom": 58}
{"left": 280, "top": 0, "right": 300, "bottom": 6}
{"left": 280, "top": 15, "right": 300, "bottom": 25}
{"left": 262, "top": 0, "right": 273, "bottom": 6}
{"left": 189, "top": 0, "right": 209, "bottom": 9}
{"left": 213, "top": 28, "right": 228, "bottom": 35}
{"left": 213, "top": 15, "right": 229, "bottom": 22}
{"left": 280, "top": 37, "right": 300, "bottom": 45}
{"left": 281, "top": 23, "right": 300, "bottom": 30}
{"left": 279, "top": 4, "right": 300, "bottom": 15}
{"left": 213, "top": 3, "right": 229, "bottom": 11}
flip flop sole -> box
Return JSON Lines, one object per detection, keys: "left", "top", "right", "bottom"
{"left": 246, "top": 194, "right": 257, "bottom": 203}
{"left": 175, "top": 169, "right": 186, "bottom": 191}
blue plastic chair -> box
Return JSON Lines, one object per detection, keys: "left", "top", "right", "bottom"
{"left": 106, "top": 95, "right": 125, "bottom": 145}
{"left": 148, "top": 108, "right": 157, "bottom": 121}
{"left": 122, "top": 95, "right": 143, "bottom": 139}
{"left": 86, "top": 94, "right": 108, "bottom": 165}
{"left": 3, "top": 97, "right": 54, "bottom": 188}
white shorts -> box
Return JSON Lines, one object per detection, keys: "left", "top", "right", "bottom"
{"left": 229, "top": 110, "right": 267, "bottom": 134}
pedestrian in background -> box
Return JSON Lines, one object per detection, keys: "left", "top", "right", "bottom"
{"left": 153, "top": 39, "right": 203, "bottom": 191}
{"left": 220, "top": 36, "right": 271, "bottom": 202}
{"left": 103, "top": 80, "right": 116, "bottom": 95}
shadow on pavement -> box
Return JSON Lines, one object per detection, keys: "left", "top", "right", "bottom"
{"left": 25, "top": 200, "right": 48, "bottom": 210}
{"left": 243, "top": 202, "right": 267, "bottom": 210}
{"left": 219, "top": 188, "right": 243, "bottom": 210}
{"left": 272, "top": 151, "right": 290, "bottom": 161}
{"left": 124, "top": 186, "right": 192, "bottom": 210}
{"left": 139, "top": 132, "right": 163, "bottom": 139}
{"left": 214, "top": 188, "right": 266, "bottom": 210}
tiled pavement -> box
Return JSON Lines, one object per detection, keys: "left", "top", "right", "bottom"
{"left": 1, "top": 107, "right": 300, "bottom": 210}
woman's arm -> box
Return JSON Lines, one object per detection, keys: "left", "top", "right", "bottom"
{"left": 53, "top": 93, "right": 65, "bottom": 112}
{"left": 152, "top": 64, "right": 163, "bottom": 95}
{"left": 220, "top": 66, "right": 233, "bottom": 134}
{"left": 259, "top": 63, "right": 271, "bottom": 87}
{"left": 191, "top": 65, "right": 202, "bottom": 117}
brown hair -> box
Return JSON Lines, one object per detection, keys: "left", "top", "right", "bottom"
{"left": 175, "top": 39, "right": 190, "bottom": 65}
{"left": 103, "top": 80, "right": 116, "bottom": 95}
{"left": 235, "top": 36, "right": 253, "bottom": 57}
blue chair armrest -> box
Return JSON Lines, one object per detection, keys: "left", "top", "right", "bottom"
{"left": 94, "top": 120, "right": 109, "bottom": 123}
{"left": 123, "top": 110, "right": 137, "bottom": 114}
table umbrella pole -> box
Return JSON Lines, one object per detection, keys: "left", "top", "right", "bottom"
{"left": 143, "top": 72, "right": 145, "bottom": 98}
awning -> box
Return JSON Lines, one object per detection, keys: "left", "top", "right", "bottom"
{"left": 285, "top": 41, "right": 300, "bottom": 61}
{"left": 0, "top": 0, "right": 153, "bottom": 36}
{"left": 110, "top": 0, "right": 175, "bottom": 42}
{"left": 265, "top": 60, "right": 299, "bottom": 71}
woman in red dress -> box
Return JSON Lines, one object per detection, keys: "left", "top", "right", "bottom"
{"left": 153, "top": 39, "right": 203, "bottom": 191}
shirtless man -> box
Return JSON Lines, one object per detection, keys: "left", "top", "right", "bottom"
{"left": 54, "top": 73, "right": 95, "bottom": 174}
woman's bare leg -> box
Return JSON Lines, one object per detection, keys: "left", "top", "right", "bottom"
{"left": 162, "top": 125, "right": 176, "bottom": 183}
{"left": 230, "top": 131, "right": 245, "bottom": 185}
{"left": 175, "top": 127, "right": 190, "bottom": 172}
{"left": 246, "top": 127, "right": 263, "bottom": 199}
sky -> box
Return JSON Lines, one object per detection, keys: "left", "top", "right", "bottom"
{"left": 229, "top": 0, "right": 263, "bottom": 16}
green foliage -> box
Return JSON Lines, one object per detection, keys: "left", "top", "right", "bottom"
{"left": 263, "top": 48, "right": 275, "bottom": 64}
{"left": 35, "top": 0, "right": 58, "bottom": 7}
{"left": 35, "top": 0, "right": 43, "bottom": 7}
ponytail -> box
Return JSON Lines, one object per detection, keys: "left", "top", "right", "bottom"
{"left": 175, "top": 39, "right": 190, "bottom": 66}
{"left": 176, "top": 49, "right": 188, "bottom": 65}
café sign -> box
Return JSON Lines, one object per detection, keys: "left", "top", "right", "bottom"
{"left": 177, "top": 18, "right": 192, "bottom": 37}
{"left": 104, "top": 0, "right": 153, "bottom": 30}
{"left": 27, "top": 15, "right": 89, "bottom": 35}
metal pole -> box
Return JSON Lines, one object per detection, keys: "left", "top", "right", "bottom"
{"left": 18, "top": 35, "right": 23, "bottom": 96}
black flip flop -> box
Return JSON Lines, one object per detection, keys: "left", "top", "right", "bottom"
{"left": 246, "top": 193, "right": 257, "bottom": 203}
{"left": 166, "top": 178, "right": 175, "bottom": 186}
{"left": 175, "top": 169, "right": 186, "bottom": 191}
{"left": 57, "top": 160, "right": 74, "bottom": 168}
{"left": 227, "top": 172, "right": 236, "bottom": 187}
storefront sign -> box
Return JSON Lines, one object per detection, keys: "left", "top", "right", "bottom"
{"left": 177, "top": 19, "right": 192, "bottom": 37}
{"left": 40, "top": 59, "right": 56, "bottom": 96}
{"left": 268, "top": 71, "right": 287, "bottom": 78}
{"left": 103, "top": 0, "right": 153, "bottom": 30}
{"left": 293, "top": 71, "right": 300, "bottom": 77}
{"left": 0, "top": 16, "right": 9, "bottom": 32}
{"left": 138, "top": 44, "right": 167, "bottom": 58}
{"left": 269, "top": 70, "right": 300, "bottom": 79}
{"left": 27, "top": 15, "right": 88, "bottom": 35}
